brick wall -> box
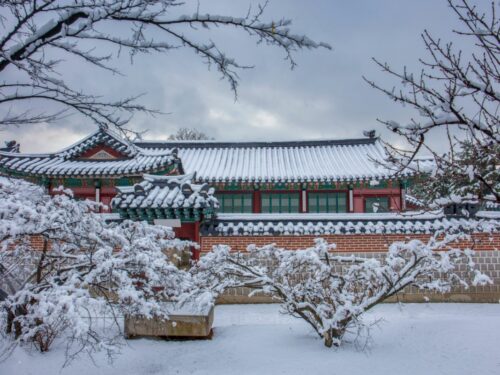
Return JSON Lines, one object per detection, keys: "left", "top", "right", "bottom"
{"left": 6, "top": 233, "right": 500, "bottom": 303}
{"left": 201, "top": 233, "right": 500, "bottom": 253}
{"left": 216, "top": 249, "right": 500, "bottom": 304}
{"left": 200, "top": 233, "right": 500, "bottom": 304}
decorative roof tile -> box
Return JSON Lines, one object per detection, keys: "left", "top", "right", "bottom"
{"left": 112, "top": 173, "right": 219, "bottom": 210}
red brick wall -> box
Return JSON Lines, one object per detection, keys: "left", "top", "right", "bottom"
{"left": 200, "top": 233, "right": 500, "bottom": 253}
{"left": 18, "top": 232, "right": 500, "bottom": 255}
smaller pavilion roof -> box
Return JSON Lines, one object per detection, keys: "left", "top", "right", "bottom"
{"left": 112, "top": 173, "right": 219, "bottom": 210}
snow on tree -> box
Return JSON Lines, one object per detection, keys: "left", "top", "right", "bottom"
{"left": 0, "top": 0, "right": 330, "bottom": 131}
{"left": 194, "top": 232, "right": 494, "bottom": 348}
{"left": 364, "top": 0, "right": 499, "bottom": 207}
{"left": 0, "top": 176, "right": 208, "bottom": 361}
{"left": 168, "top": 128, "right": 214, "bottom": 141}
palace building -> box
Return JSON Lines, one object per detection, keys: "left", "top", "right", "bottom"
{"left": 0, "top": 130, "right": 410, "bottom": 239}
{"left": 0, "top": 130, "right": 438, "bottom": 247}
{"left": 1, "top": 128, "right": 496, "bottom": 257}
{"left": 3, "top": 128, "right": 500, "bottom": 303}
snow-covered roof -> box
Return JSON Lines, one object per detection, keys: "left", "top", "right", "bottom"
{"left": 112, "top": 173, "right": 218, "bottom": 210}
{"left": 1, "top": 131, "right": 411, "bottom": 182}
{"left": 136, "top": 138, "right": 403, "bottom": 183}
{"left": 0, "top": 129, "right": 178, "bottom": 177}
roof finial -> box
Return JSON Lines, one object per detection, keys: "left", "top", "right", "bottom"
{"left": 363, "top": 130, "right": 376, "bottom": 139}
{"left": 1, "top": 140, "right": 20, "bottom": 153}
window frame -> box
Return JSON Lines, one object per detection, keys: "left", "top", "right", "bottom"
{"left": 216, "top": 192, "right": 254, "bottom": 213}
{"left": 364, "top": 196, "right": 390, "bottom": 213}
{"left": 306, "top": 190, "right": 348, "bottom": 213}
{"left": 260, "top": 191, "right": 301, "bottom": 213}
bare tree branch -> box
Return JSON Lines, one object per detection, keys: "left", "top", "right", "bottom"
{"left": 0, "top": 0, "right": 330, "bottom": 133}
{"left": 365, "top": 0, "right": 499, "bottom": 207}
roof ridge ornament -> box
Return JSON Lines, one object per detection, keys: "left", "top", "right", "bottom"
{"left": 363, "top": 130, "right": 377, "bottom": 139}
{"left": 143, "top": 172, "right": 196, "bottom": 185}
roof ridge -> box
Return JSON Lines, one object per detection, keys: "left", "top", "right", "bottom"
{"left": 135, "top": 137, "right": 378, "bottom": 149}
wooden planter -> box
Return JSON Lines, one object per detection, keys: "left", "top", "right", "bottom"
{"left": 124, "top": 303, "right": 214, "bottom": 339}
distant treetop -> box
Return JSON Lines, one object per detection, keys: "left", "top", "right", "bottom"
{"left": 168, "top": 128, "right": 214, "bottom": 141}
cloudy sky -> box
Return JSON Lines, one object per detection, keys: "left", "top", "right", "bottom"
{"left": 1, "top": 0, "right": 466, "bottom": 153}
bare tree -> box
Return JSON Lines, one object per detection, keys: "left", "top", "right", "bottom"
{"left": 168, "top": 127, "right": 214, "bottom": 141}
{"left": 364, "top": 0, "right": 499, "bottom": 207}
{"left": 0, "top": 0, "right": 329, "bottom": 132}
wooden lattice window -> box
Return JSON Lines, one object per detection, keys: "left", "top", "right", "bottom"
{"left": 308, "top": 192, "right": 347, "bottom": 213}
{"left": 261, "top": 193, "right": 300, "bottom": 213}
{"left": 217, "top": 193, "right": 253, "bottom": 213}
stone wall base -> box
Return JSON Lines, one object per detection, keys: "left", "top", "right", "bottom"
{"left": 216, "top": 290, "right": 500, "bottom": 304}
{"left": 214, "top": 249, "right": 500, "bottom": 304}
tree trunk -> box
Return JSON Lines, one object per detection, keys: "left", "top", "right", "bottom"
{"left": 6, "top": 308, "right": 14, "bottom": 334}
{"left": 323, "top": 327, "right": 345, "bottom": 348}
{"left": 323, "top": 331, "right": 333, "bottom": 348}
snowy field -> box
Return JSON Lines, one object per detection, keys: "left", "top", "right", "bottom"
{"left": 2, "top": 303, "right": 500, "bottom": 375}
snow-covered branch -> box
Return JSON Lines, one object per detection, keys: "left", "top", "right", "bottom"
{"left": 364, "top": 0, "right": 499, "bottom": 206}
{"left": 0, "top": 177, "right": 205, "bottom": 360}
{"left": 195, "top": 234, "right": 493, "bottom": 348}
{"left": 0, "top": 0, "right": 329, "bottom": 130}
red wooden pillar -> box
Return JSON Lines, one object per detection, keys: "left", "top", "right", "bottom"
{"left": 253, "top": 188, "right": 261, "bottom": 213}
{"left": 299, "top": 188, "right": 307, "bottom": 213}
{"left": 348, "top": 185, "right": 354, "bottom": 212}
{"left": 400, "top": 180, "right": 406, "bottom": 212}
{"left": 193, "top": 221, "right": 201, "bottom": 260}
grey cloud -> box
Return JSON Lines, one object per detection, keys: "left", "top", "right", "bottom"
{"left": 1, "top": 0, "right": 468, "bottom": 153}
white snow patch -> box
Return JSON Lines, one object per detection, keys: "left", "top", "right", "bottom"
{"left": 1, "top": 303, "right": 500, "bottom": 375}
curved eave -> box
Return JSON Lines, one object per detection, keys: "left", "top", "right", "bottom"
{"left": 192, "top": 173, "right": 412, "bottom": 184}
{"left": 0, "top": 156, "right": 180, "bottom": 179}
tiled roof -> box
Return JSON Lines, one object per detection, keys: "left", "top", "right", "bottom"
{"left": 136, "top": 138, "right": 403, "bottom": 183}
{"left": 0, "top": 129, "right": 178, "bottom": 177}
{"left": 1, "top": 130, "right": 410, "bottom": 182}
{"left": 112, "top": 173, "right": 218, "bottom": 210}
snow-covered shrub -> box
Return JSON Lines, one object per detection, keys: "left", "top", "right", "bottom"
{"left": 0, "top": 177, "right": 202, "bottom": 360}
{"left": 195, "top": 234, "right": 493, "bottom": 348}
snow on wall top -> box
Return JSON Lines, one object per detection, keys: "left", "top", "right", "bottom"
{"left": 0, "top": 129, "right": 178, "bottom": 177}
{"left": 208, "top": 214, "right": 497, "bottom": 236}
{"left": 112, "top": 173, "right": 219, "bottom": 210}
{"left": 136, "top": 138, "right": 402, "bottom": 183}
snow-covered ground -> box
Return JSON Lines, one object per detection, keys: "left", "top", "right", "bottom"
{"left": 2, "top": 303, "right": 500, "bottom": 375}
